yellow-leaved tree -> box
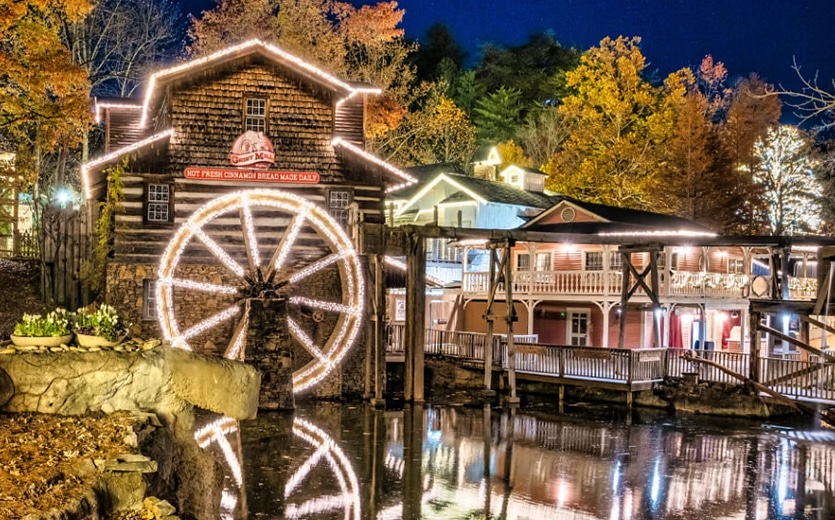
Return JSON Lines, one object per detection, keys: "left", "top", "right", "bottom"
{"left": 543, "top": 36, "right": 684, "bottom": 210}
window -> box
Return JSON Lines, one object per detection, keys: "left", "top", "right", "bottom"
{"left": 328, "top": 190, "right": 352, "bottom": 228}
{"left": 145, "top": 183, "right": 172, "bottom": 223}
{"left": 728, "top": 258, "right": 744, "bottom": 274}
{"left": 610, "top": 251, "right": 623, "bottom": 270}
{"left": 142, "top": 279, "right": 157, "bottom": 321}
{"left": 535, "top": 252, "right": 551, "bottom": 271}
{"left": 517, "top": 253, "right": 531, "bottom": 271}
{"left": 585, "top": 251, "right": 603, "bottom": 271}
{"left": 658, "top": 252, "right": 678, "bottom": 270}
{"left": 245, "top": 98, "right": 267, "bottom": 133}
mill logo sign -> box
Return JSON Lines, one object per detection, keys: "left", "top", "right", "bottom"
{"left": 229, "top": 131, "right": 275, "bottom": 169}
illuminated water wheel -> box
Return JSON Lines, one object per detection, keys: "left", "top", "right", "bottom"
{"left": 156, "top": 189, "right": 364, "bottom": 393}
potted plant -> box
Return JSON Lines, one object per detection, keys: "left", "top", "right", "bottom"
{"left": 73, "top": 304, "right": 127, "bottom": 348}
{"left": 10, "top": 310, "right": 73, "bottom": 347}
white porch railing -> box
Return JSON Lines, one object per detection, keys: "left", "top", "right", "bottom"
{"left": 462, "top": 270, "right": 817, "bottom": 301}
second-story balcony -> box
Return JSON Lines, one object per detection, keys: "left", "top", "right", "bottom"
{"left": 462, "top": 269, "right": 819, "bottom": 302}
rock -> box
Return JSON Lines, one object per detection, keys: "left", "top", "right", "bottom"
{"left": 0, "top": 346, "right": 260, "bottom": 420}
{"left": 0, "top": 367, "right": 13, "bottom": 407}
{"left": 144, "top": 496, "right": 177, "bottom": 518}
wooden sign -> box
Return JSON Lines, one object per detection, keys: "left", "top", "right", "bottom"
{"left": 184, "top": 167, "right": 320, "bottom": 184}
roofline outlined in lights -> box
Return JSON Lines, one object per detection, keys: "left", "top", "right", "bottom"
{"left": 138, "top": 39, "right": 381, "bottom": 128}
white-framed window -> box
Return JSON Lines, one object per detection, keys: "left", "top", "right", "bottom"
{"left": 146, "top": 183, "right": 171, "bottom": 223}
{"left": 245, "top": 98, "right": 267, "bottom": 133}
{"left": 585, "top": 251, "right": 603, "bottom": 271}
{"left": 516, "top": 253, "right": 531, "bottom": 271}
{"left": 328, "top": 190, "right": 352, "bottom": 228}
{"left": 658, "top": 252, "right": 678, "bottom": 271}
{"left": 610, "top": 251, "right": 623, "bottom": 270}
{"left": 535, "top": 252, "right": 551, "bottom": 271}
{"left": 142, "top": 279, "right": 157, "bottom": 321}
{"left": 728, "top": 258, "right": 744, "bottom": 274}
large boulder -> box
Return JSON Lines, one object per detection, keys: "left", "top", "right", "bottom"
{"left": 0, "top": 346, "right": 260, "bottom": 420}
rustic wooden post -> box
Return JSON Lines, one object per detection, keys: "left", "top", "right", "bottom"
{"left": 363, "top": 258, "right": 374, "bottom": 400}
{"left": 504, "top": 241, "right": 519, "bottom": 404}
{"left": 404, "top": 233, "right": 426, "bottom": 403}
{"left": 618, "top": 252, "right": 630, "bottom": 349}
{"left": 373, "top": 254, "right": 387, "bottom": 406}
{"left": 650, "top": 250, "right": 662, "bottom": 348}
{"left": 749, "top": 310, "right": 761, "bottom": 383}
{"left": 484, "top": 245, "right": 498, "bottom": 390}
{"left": 402, "top": 403, "right": 423, "bottom": 520}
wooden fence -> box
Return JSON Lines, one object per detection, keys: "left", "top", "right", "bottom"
{"left": 39, "top": 205, "right": 92, "bottom": 309}
{"left": 386, "top": 325, "right": 835, "bottom": 403}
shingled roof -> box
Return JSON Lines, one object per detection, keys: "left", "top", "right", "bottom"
{"left": 390, "top": 171, "right": 558, "bottom": 209}
{"left": 523, "top": 197, "right": 716, "bottom": 235}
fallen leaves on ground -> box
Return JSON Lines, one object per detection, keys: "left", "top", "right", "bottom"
{"left": 0, "top": 412, "right": 137, "bottom": 518}
{"left": 0, "top": 259, "right": 50, "bottom": 340}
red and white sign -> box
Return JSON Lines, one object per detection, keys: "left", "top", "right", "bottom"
{"left": 229, "top": 131, "right": 275, "bottom": 169}
{"left": 184, "top": 167, "right": 320, "bottom": 184}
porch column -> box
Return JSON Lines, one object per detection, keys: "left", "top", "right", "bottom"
{"left": 663, "top": 305, "right": 671, "bottom": 348}
{"left": 740, "top": 308, "right": 748, "bottom": 354}
{"left": 601, "top": 302, "right": 611, "bottom": 348}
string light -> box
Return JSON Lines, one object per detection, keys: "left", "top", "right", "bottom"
{"left": 139, "top": 39, "right": 381, "bottom": 128}
{"left": 80, "top": 129, "right": 174, "bottom": 199}
{"left": 190, "top": 224, "right": 246, "bottom": 278}
{"left": 224, "top": 314, "right": 248, "bottom": 361}
{"left": 158, "top": 277, "right": 238, "bottom": 295}
{"left": 157, "top": 189, "right": 364, "bottom": 393}
{"left": 241, "top": 194, "right": 261, "bottom": 268}
{"left": 597, "top": 230, "right": 718, "bottom": 238}
{"left": 395, "top": 173, "right": 486, "bottom": 216}
{"left": 332, "top": 137, "right": 417, "bottom": 187}
{"left": 286, "top": 418, "right": 361, "bottom": 520}
{"left": 384, "top": 256, "right": 445, "bottom": 287}
{"left": 171, "top": 305, "right": 240, "bottom": 349}
{"left": 194, "top": 416, "right": 244, "bottom": 514}
{"left": 93, "top": 101, "right": 142, "bottom": 124}
{"left": 274, "top": 205, "right": 309, "bottom": 272}
{"left": 289, "top": 296, "right": 360, "bottom": 316}
{"left": 288, "top": 317, "right": 334, "bottom": 370}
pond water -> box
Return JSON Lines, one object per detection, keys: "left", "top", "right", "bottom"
{"left": 194, "top": 403, "right": 835, "bottom": 519}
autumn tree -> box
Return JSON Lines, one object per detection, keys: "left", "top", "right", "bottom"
{"left": 495, "top": 140, "right": 533, "bottom": 170}
{"left": 187, "top": 0, "right": 280, "bottom": 56}
{"left": 517, "top": 106, "right": 569, "bottom": 169}
{"left": 543, "top": 36, "right": 683, "bottom": 209}
{"left": 747, "top": 125, "right": 822, "bottom": 235}
{"left": 0, "top": 0, "right": 92, "bottom": 187}
{"left": 373, "top": 88, "right": 476, "bottom": 167}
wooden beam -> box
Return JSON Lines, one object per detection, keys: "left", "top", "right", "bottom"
{"left": 685, "top": 352, "right": 803, "bottom": 412}
{"left": 763, "top": 363, "right": 827, "bottom": 387}
{"left": 758, "top": 324, "right": 835, "bottom": 363}
{"left": 801, "top": 315, "right": 835, "bottom": 339}
{"left": 404, "top": 234, "right": 426, "bottom": 402}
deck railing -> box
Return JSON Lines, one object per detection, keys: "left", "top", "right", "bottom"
{"left": 385, "top": 325, "right": 835, "bottom": 402}
{"left": 461, "top": 270, "right": 816, "bottom": 302}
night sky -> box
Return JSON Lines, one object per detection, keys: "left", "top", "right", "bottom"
{"left": 183, "top": 0, "right": 835, "bottom": 111}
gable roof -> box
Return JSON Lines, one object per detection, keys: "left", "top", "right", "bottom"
{"left": 139, "top": 39, "right": 381, "bottom": 128}
{"left": 522, "top": 197, "right": 716, "bottom": 236}
{"left": 393, "top": 172, "right": 558, "bottom": 216}
{"left": 472, "top": 145, "right": 501, "bottom": 164}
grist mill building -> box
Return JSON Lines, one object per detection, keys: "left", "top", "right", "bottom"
{"left": 82, "top": 40, "right": 416, "bottom": 398}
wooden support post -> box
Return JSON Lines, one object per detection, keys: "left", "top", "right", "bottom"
{"left": 404, "top": 234, "right": 426, "bottom": 403}
{"left": 749, "top": 311, "right": 761, "bottom": 383}
{"left": 558, "top": 385, "right": 564, "bottom": 414}
{"left": 504, "top": 242, "right": 519, "bottom": 404}
{"left": 402, "top": 403, "right": 423, "bottom": 520}
{"left": 649, "top": 250, "right": 662, "bottom": 348}
{"left": 372, "top": 255, "right": 386, "bottom": 406}
{"left": 363, "top": 258, "right": 374, "bottom": 400}
{"left": 484, "top": 246, "right": 498, "bottom": 390}
{"left": 618, "top": 252, "right": 630, "bottom": 349}
{"left": 626, "top": 391, "right": 633, "bottom": 411}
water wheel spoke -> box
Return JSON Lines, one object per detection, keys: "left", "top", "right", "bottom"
{"left": 284, "top": 442, "right": 330, "bottom": 496}
{"left": 266, "top": 209, "right": 308, "bottom": 281}
{"left": 288, "top": 296, "right": 359, "bottom": 316}
{"left": 190, "top": 224, "right": 245, "bottom": 278}
{"left": 160, "top": 277, "right": 239, "bottom": 295}
{"left": 223, "top": 309, "right": 249, "bottom": 360}
{"left": 285, "top": 494, "right": 350, "bottom": 518}
{"left": 172, "top": 304, "right": 241, "bottom": 348}
{"left": 239, "top": 202, "right": 261, "bottom": 272}
{"left": 288, "top": 317, "right": 333, "bottom": 369}
{"left": 285, "top": 251, "right": 348, "bottom": 285}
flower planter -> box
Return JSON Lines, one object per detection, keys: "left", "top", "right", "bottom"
{"left": 75, "top": 333, "right": 121, "bottom": 348}
{"left": 10, "top": 334, "right": 73, "bottom": 348}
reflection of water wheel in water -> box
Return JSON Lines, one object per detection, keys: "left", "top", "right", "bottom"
{"left": 156, "top": 189, "right": 364, "bottom": 392}
{"left": 285, "top": 417, "right": 361, "bottom": 520}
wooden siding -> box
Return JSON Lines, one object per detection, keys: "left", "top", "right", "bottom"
{"left": 461, "top": 301, "right": 529, "bottom": 336}
{"left": 334, "top": 96, "right": 365, "bottom": 145}
{"left": 165, "top": 63, "right": 347, "bottom": 183}
{"left": 112, "top": 175, "right": 383, "bottom": 264}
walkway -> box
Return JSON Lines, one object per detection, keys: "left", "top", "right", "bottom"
{"left": 386, "top": 325, "right": 835, "bottom": 406}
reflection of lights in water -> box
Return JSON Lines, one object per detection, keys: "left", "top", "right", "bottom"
{"left": 777, "top": 438, "right": 792, "bottom": 506}
{"left": 612, "top": 459, "right": 621, "bottom": 492}
{"left": 650, "top": 458, "right": 662, "bottom": 509}
{"left": 194, "top": 417, "right": 243, "bottom": 520}
{"left": 285, "top": 417, "right": 360, "bottom": 520}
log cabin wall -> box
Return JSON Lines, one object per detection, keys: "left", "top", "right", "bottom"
{"left": 100, "top": 52, "right": 385, "bottom": 397}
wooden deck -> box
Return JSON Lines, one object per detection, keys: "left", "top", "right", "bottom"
{"left": 386, "top": 325, "right": 835, "bottom": 406}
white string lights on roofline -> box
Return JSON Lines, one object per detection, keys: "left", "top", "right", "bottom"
{"left": 331, "top": 137, "right": 417, "bottom": 188}
{"left": 156, "top": 189, "right": 364, "bottom": 394}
